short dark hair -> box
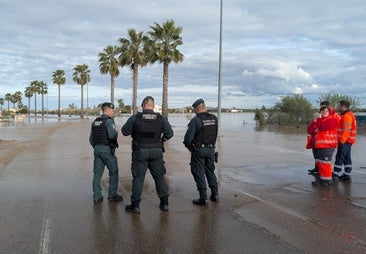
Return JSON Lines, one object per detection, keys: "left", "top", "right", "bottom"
{"left": 319, "top": 105, "right": 329, "bottom": 112}
{"left": 320, "top": 101, "right": 330, "bottom": 106}
{"left": 101, "top": 102, "right": 114, "bottom": 110}
{"left": 141, "top": 96, "right": 154, "bottom": 107}
{"left": 339, "top": 100, "right": 350, "bottom": 108}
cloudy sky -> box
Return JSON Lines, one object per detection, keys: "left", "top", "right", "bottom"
{"left": 1, "top": 0, "right": 365, "bottom": 110}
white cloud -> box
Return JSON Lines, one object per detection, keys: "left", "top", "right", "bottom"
{"left": 1, "top": 0, "right": 366, "bottom": 110}
{"left": 242, "top": 62, "right": 312, "bottom": 83}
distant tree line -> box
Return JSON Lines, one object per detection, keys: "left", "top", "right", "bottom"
{"left": 254, "top": 92, "right": 361, "bottom": 125}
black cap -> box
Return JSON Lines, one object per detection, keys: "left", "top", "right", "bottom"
{"left": 320, "top": 101, "right": 330, "bottom": 106}
{"left": 192, "top": 99, "right": 204, "bottom": 108}
{"left": 339, "top": 100, "right": 350, "bottom": 108}
{"left": 141, "top": 96, "right": 154, "bottom": 106}
{"left": 101, "top": 102, "right": 114, "bottom": 109}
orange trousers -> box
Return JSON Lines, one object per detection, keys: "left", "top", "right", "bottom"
{"left": 314, "top": 148, "right": 335, "bottom": 181}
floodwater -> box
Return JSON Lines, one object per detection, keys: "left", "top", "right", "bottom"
{"left": 3, "top": 112, "right": 366, "bottom": 171}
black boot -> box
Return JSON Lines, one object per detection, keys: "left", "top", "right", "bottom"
{"left": 125, "top": 204, "right": 140, "bottom": 214}
{"left": 210, "top": 195, "right": 219, "bottom": 202}
{"left": 159, "top": 198, "right": 169, "bottom": 211}
{"left": 332, "top": 173, "right": 339, "bottom": 183}
{"left": 192, "top": 198, "right": 208, "bottom": 206}
{"left": 308, "top": 168, "right": 318, "bottom": 174}
{"left": 339, "top": 174, "right": 352, "bottom": 182}
{"left": 108, "top": 194, "right": 124, "bottom": 202}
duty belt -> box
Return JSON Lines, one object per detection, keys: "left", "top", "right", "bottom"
{"left": 198, "top": 144, "right": 215, "bottom": 148}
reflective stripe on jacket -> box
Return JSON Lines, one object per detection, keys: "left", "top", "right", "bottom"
{"left": 314, "top": 115, "right": 338, "bottom": 149}
{"left": 314, "top": 130, "right": 338, "bottom": 148}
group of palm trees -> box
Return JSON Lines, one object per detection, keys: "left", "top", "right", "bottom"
{"left": 1, "top": 19, "right": 184, "bottom": 119}
{"left": 0, "top": 91, "right": 23, "bottom": 113}
{"left": 24, "top": 80, "right": 48, "bottom": 117}
{"left": 99, "top": 19, "right": 184, "bottom": 118}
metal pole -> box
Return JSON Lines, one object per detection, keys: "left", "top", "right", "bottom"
{"left": 87, "top": 83, "right": 89, "bottom": 118}
{"left": 217, "top": 0, "right": 223, "bottom": 134}
{"left": 46, "top": 93, "right": 48, "bottom": 118}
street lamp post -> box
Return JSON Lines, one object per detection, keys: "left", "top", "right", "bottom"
{"left": 217, "top": 0, "right": 223, "bottom": 134}
{"left": 86, "top": 83, "right": 89, "bottom": 118}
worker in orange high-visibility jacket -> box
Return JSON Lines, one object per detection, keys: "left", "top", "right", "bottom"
{"left": 311, "top": 105, "right": 338, "bottom": 186}
{"left": 333, "top": 100, "right": 357, "bottom": 182}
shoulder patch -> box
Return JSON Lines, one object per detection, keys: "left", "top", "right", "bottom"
{"left": 202, "top": 119, "right": 216, "bottom": 126}
{"left": 142, "top": 114, "right": 157, "bottom": 120}
{"left": 94, "top": 120, "right": 103, "bottom": 126}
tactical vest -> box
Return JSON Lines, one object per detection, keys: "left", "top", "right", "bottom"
{"left": 132, "top": 112, "right": 163, "bottom": 148}
{"left": 91, "top": 116, "right": 118, "bottom": 148}
{"left": 193, "top": 113, "right": 218, "bottom": 147}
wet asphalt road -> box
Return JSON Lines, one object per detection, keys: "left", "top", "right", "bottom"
{"left": 1, "top": 119, "right": 366, "bottom": 253}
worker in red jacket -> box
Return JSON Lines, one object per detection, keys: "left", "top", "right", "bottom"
{"left": 307, "top": 101, "right": 340, "bottom": 174}
{"left": 307, "top": 105, "right": 338, "bottom": 186}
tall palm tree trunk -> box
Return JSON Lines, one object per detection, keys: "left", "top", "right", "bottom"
{"left": 28, "top": 98, "right": 31, "bottom": 116}
{"left": 132, "top": 65, "right": 139, "bottom": 114}
{"left": 110, "top": 74, "right": 115, "bottom": 105}
{"left": 34, "top": 94, "right": 37, "bottom": 116}
{"left": 162, "top": 61, "right": 169, "bottom": 118}
{"left": 58, "top": 85, "right": 61, "bottom": 117}
{"left": 80, "top": 85, "right": 84, "bottom": 118}
{"left": 41, "top": 94, "right": 45, "bottom": 117}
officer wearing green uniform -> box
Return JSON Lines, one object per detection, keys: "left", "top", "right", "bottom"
{"left": 122, "top": 96, "right": 174, "bottom": 214}
{"left": 183, "top": 99, "right": 219, "bottom": 206}
{"left": 89, "top": 102, "right": 123, "bottom": 204}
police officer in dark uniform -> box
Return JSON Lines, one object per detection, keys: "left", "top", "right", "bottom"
{"left": 183, "top": 99, "right": 219, "bottom": 206}
{"left": 89, "top": 102, "right": 123, "bottom": 204}
{"left": 122, "top": 96, "right": 174, "bottom": 214}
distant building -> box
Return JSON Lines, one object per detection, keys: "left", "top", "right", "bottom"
{"left": 229, "top": 108, "right": 243, "bottom": 113}
{"left": 154, "top": 104, "right": 162, "bottom": 114}
{"left": 355, "top": 113, "right": 366, "bottom": 126}
{"left": 174, "top": 107, "right": 188, "bottom": 113}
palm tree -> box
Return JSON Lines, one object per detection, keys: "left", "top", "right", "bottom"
{"left": 148, "top": 20, "right": 184, "bottom": 118}
{"left": 52, "top": 69, "right": 66, "bottom": 117}
{"left": 10, "top": 94, "right": 16, "bottom": 109}
{"left": 5, "top": 93, "right": 12, "bottom": 111}
{"left": 30, "top": 80, "right": 40, "bottom": 116}
{"left": 98, "top": 45, "right": 121, "bottom": 106}
{"left": 118, "top": 29, "right": 149, "bottom": 114}
{"left": 117, "top": 98, "right": 125, "bottom": 112}
{"left": 73, "top": 64, "right": 90, "bottom": 118}
{"left": 0, "top": 98, "right": 4, "bottom": 111}
{"left": 39, "top": 81, "right": 48, "bottom": 116}
{"left": 24, "top": 86, "right": 33, "bottom": 116}
{"left": 12, "top": 91, "right": 23, "bottom": 110}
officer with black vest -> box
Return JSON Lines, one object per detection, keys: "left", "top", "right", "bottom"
{"left": 183, "top": 99, "right": 219, "bottom": 206}
{"left": 89, "top": 102, "right": 123, "bottom": 204}
{"left": 122, "top": 96, "right": 174, "bottom": 214}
